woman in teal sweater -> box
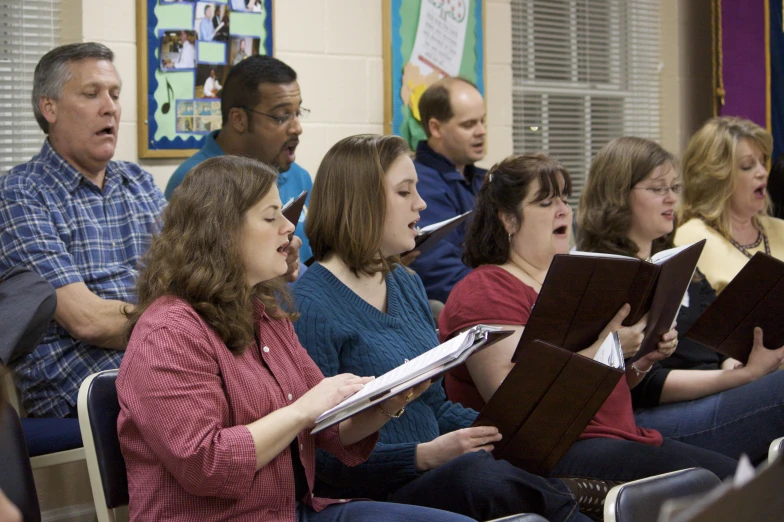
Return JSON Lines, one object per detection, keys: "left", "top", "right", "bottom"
{"left": 292, "top": 134, "right": 589, "bottom": 522}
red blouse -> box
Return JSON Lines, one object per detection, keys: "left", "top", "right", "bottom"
{"left": 117, "top": 296, "right": 378, "bottom": 522}
{"left": 439, "top": 265, "right": 661, "bottom": 446}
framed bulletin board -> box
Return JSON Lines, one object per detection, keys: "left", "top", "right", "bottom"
{"left": 136, "top": 0, "right": 274, "bottom": 158}
{"left": 383, "top": 0, "right": 485, "bottom": 149}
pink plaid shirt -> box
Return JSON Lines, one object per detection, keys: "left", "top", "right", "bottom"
{"left": 117, "top": 296, "right": 377, "bottom": 521}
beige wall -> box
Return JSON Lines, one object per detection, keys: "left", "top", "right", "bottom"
{"left": 65, "top": 0, "right": 514, "bottom": 192}
{"left": 659, "top": 0, "right": 714, "bottom": 158}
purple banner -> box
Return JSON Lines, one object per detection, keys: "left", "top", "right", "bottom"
{"left": 720, "top": 0, "right": 767, "bottom": 127}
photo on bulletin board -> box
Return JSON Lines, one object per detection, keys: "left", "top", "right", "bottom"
{"left": 383, "top": 0, "right": 485, "bottom": 150}
{"left": 229, "top": 36, "right": 260, "bottom": 65}
{"left": 196, "top": 64, "right": 228, "bottom": 98}
{"left": 138, "top": 0, "right": 273, "bottom": 158}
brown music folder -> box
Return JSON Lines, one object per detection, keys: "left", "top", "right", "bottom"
{"left": 473, "top": 340, "right": 623, "bottom": 476}
{"left": 684, "top": 253, "right": 784, "bottom": 364}
{"left": 282, "top": 190, "right": 308, "bottom": 228}
{"left": 512, "top": 240, "right": 706, "bottom": 364}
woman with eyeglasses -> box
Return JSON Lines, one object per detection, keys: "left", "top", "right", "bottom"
{"left": 437, "top": 152, "right": 737, "bottom": 513}
{"left": 674, "top": 116, "right": 784, "bottom": 293}
{"left": 577, "top": 136, "right": 784, "bottom": 465}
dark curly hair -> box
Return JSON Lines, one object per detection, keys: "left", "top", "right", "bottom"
{"left": 577, "top": 137, "right": 676, "bottom": 257}
{"left": 463, "top": 153, "right": 572, "bottom": 268}
{"left": 126, "top": 156, "right": 295, "bottom": 354}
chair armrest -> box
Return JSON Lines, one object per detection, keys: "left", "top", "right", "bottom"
{"left": 768, "top": 437, "right": 784, "bottom": 463}
{"left": 487, "top": 513, "right": 547, "bottom": 522}
{"left": 603, "top": 468, "right": 721, "bottom": 522}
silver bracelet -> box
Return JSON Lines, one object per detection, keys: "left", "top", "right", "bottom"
{"left": 631, "top": 361, "right": 652, "bottom": 378}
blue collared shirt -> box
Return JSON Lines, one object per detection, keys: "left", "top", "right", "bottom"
{"left": 410, "top": 141, "right": 487, "bottom": 303}
{"left": 166, "top": 130, "right": 314, "bottom": 262}
{"left": 199, "top": 17, "right": 214, "bottom": 41}
{"left": 0, "top": 141, "right": 166, "bottom": 417}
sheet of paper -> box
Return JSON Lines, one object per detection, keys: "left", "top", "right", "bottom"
{"left": 418, "top": 211, "right": 472, "bottom": 234}
{"left": 409, "top": 0, "right": 471, "bottom": 77}
{"left": 316, "top": 330, "right": 472, "bottom": 421}
{"left": 593, "top": 331, "right": 624, "bottom": 369}
{"left": 569, "top": 250, "right": 634, "bottom": 260}
{"left": 650, "top": 242, "right": 694, "bottom": 264}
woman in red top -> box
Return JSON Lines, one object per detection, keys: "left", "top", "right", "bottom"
{"left": 116, "top": 156, "right": 467, "bottom": 522}
{"left": 438, "top": 153, "right": 737, "bottom": 486}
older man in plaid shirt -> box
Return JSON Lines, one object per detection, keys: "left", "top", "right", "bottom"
{"left": 0, "top": 42, "right": 302, "bottom": 419}
{"left": 0, "top": 43, "right": 167, "bottom": 418}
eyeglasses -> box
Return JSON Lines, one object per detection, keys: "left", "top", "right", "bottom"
{"left": 241, "top": 106, "right": 310, "bottom": 126}
{"left": 633, "top": 183, "right": 683, "bottom": 196}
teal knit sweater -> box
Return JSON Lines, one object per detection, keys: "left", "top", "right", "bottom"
{"left": 292, "top": 263, "right": 477, "bottom": 499}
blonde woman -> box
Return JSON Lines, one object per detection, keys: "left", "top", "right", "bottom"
{"left": 675, "top": 116, "right": 784, "bottom": 293}
{"left": 578, "top": 136, "right": 784, "bottom": 466}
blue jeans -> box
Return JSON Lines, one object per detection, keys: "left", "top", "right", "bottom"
{"left": 634, "top": 369, "right": 784, "bottom": 464}
{"left": 389, "top": 450, "right": 590, "bottom": 522}
{"left": 551, "top": 437, "right": 738, "bottom": 481}
{"left": 296, "top": 501, "right": 473, "bottom": 522}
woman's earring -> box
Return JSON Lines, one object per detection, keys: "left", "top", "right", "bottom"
{"left": 508, "top": 233, "right": 512, "bottom": 244}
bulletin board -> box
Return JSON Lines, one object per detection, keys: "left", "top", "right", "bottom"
{"left": 383, "top": 0, "right": 485, "bottom": 150}
{"left": 136, "top": 0, "right": 274, "bottom": 158}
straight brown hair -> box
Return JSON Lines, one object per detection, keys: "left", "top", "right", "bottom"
{"left": 306, "top": 134, "right": 411, "bottom": 276}
{"left": 577, "top": 137, "right": 677, "bottom": 257}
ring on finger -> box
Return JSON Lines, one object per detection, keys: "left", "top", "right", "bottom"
{"left": 404, "top": 391, "right": 415, "bottom": 402}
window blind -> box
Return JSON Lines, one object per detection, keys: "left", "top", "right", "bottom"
{"left": 512, "top": 0, "right": 661, "bottom": 204}
{"left": 0, "top": 0, "right": 60, "bottom": 174}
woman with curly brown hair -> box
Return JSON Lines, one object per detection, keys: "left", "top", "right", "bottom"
{"left": 577, "top": 136, "right": 784, "bottom": 465}
{"left": 115, "top": 155, "right": 465, "bottom": 522}
{"left": 674, "top": 116, "right": 784, "bottom": 293}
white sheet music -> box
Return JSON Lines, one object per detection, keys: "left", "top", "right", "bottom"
{"left": 593, "top": 331, "right": 625, "bottom": 370}
{"left": 316, "top": 330, "right": 473, "bottom": 421}
{"left": 418, "top": 211, "right": 472, "bottom": 235}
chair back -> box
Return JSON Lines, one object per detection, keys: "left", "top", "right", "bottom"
{"left": 0, "top": 403, "right": 41, "bottom": 522}
{"left": 77, "top": 369, "right": 127, "bottom": 522}
{"left": 604, "top": 467, "right": 721, "bottom": 522}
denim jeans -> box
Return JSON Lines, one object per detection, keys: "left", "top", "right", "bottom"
{"left": 551, "top": 437, "right": 738, "bottom": 481}
{"left": 634, "top": 369, "right": 784, "bottom": 464}
{"left": 389, "top": 450, "right": 590, "bottom": 522}
{"left": 296, "top": 500, "right": 474, "bottom": 522}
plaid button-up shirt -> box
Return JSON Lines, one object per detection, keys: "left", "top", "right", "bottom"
{"left": 0, "top": 141, "right": 166, "bottom": 417}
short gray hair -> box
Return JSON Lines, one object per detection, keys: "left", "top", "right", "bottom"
{"left": 32, "top": 43, "right": 115, "bottom": 134}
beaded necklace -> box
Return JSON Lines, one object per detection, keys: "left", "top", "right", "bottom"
{"left": 710, "top": 224, "right": 771, "bottom": 259}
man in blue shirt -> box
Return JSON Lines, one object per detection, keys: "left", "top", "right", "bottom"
{"left": 166, "top": 55, "right": 314, "bottom": 263}
{"left": 198, "top": 4, "right": 216, "bottom": 41}
{"left": 410, "top": 78, "right": 487, "bottom": 303}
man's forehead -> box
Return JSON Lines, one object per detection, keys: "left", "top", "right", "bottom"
{"left": 256, "top": 81, "right": 301, "bottom": 107}
{"left": 66, "top": 59, "right": 122, "bottom": 87}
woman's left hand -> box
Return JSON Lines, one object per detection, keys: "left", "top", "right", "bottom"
{"left": 378, "top": 380, "right": 430, "bottom": 414}
{"left": 641, "top": 327, "right": 679, "bottom": 364}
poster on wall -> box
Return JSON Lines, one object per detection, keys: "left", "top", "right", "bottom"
{"left": 384, "top": 0, "right": 485, "bottom": 150}
{"left": 137, "top": 0, "right": 273, "bottom": 158}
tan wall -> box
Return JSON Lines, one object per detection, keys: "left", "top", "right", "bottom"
{"left": 65, "top": 0, "right": 514, "bottom": 191}
{"left": 660, "top": 0, "right": 714, "bottom": 158}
